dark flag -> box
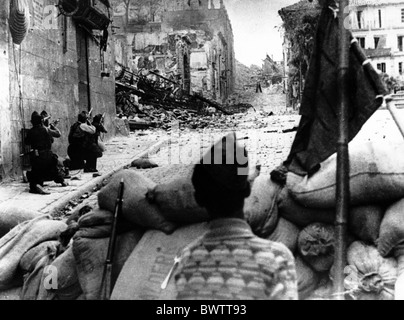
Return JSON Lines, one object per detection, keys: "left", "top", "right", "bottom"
{"left": 279, "top": 6, "right": 388, "bottom": 178}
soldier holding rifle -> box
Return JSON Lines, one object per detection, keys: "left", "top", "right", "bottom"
{"left": 25, "top": 111, "right": 68, "bottom": 195}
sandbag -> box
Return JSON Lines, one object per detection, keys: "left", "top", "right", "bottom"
{"left": 287, "top": 142, "right": 404, "bottom": 208}
{"left": 298, "top": 223, "right": 335, "bottom": 272}
{"left": 131, "top": 157, "right": 158, "bottom": 169}
{"left": 147, "top": 178, "right": 209, "bottom": 224}
{"left": 21, "top": 254, "right": 57, "bottom": 300}
{"left": 277, "top": 188, "right": 335, "bottom": 228}
{"left": 346, "top": 241, "right": 397, "bottom": 300}
{"left": 244, "top": 175, "right": 282, "bottom": 238}
{"left": 0, "top": 205, "right": 38, "bottom": 238}
{"left": 267, "top": 218, "right": 300, "bottom": 253}
{"left": 19, "top": 241, "right": 60, "bottom": 273}
{"left": 378, "top": 198, "right": 404, "bottom": 257}
{"left": 111, "top": 223, "right": 208, "bottom": 300}
{"left": 0, "top": 287, "right": 21, "bottom": 300}
{"left": 278, "top": 188, "right": 384, "bottom": 244}
{"left": 295, "top": 256, "right": 320, "bottom": 300}
{"left": 73, "top": 229, "right": 143, "bottom": 300}
{"left": 395, "top": 254, "right": 404, "bottom": 300}
{"left": 0, "top": 215, "right": 67, "bottom": 289}
{"left": 98, "top": 170, "right": 176, "bottom": 234}
{"left": 48, "top": 246, "right": 82, "bottom": 300}
{"left": 305, "top": 280, "right": 333, "bottom": 300}
{"left": 349, "top": 205, "right": 384, "bottom": 245}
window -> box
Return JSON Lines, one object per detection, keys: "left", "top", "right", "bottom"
{"left": 374, "top": 37, "right": 380, "bottom": 49}
{"left": 377, "top": 63, "right": 386, "bottom": 73}
{"left": 357, "top": 11, "right": 363, "bottom": 29}
{"left": 399, "top": 36, "right": 404, "bottom": 51}
{"left": 402, "top": 9, "right": 404, "bottom": 23}
{"left": 378, "top": 10, "right": 382, "bottom": 28}
{"left": 357, "top": 37, "right": 366, "bottom": 48}
{"left": 400, "top": 62, "right": 403, "bottom": 75}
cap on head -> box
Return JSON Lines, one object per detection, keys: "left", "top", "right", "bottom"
{"left": 78, "top": 111, "right": 87, "bottom": 123}
{"left": 198, "top": 132, "right": 249, "bottom": 191}
{"left": 192, "top": 132, "right": 251, "bottom": 218}
{"left": 31, "top": 111, "right": 43, "bottom": 126}
{"left": 93, "top": 114, "right": 102, "bottom": 124}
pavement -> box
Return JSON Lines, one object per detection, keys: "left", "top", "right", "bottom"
{"left": 1, "top": 106, "right": 401, "bottom": 218}
{"left": 0, "top": 92, "right": 403, "bottom": 300}
{"left": 0, "top": 130, "right": 170, "bottom": 217}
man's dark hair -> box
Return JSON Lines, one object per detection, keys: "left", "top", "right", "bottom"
{"left": 192, "top": 133, "right": 251, "bottom": 219}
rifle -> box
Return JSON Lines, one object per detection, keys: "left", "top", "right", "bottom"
{"left": 101, "top": 179, "right": 125, "bottom": 300}
{"left": 20, "top": 149, "right": 34, "bottom": 157}
{"left": 51, "top": 118, "right": 60, "bottom": 127}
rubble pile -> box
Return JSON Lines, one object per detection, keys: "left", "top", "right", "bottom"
{"left": 115, "top": 66, "right": 255, "bottom": 131}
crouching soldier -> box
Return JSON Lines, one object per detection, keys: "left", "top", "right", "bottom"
{"left": 67, "top": 111, "right": 103, "bottom": 173}
{"left": 40, "top": 110, "right": 70, "bottom": 179}
{"left": 173, "top": 133, "right": 298, "bottom": 300}
{"left": 92, "top": 113, "right": 107, "bottom": 152}
{"left": 25, "top": 111, "right": 68, "bottom": 195}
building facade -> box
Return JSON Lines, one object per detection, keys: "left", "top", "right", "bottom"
{"left": 348, "top": 0, "right": 404, "bottom": 80}
{"left": 0, "top": 0, "right": 118, "bottom": 181}
{"left": 113, "top": 0, "right": 235, "bottom": 102}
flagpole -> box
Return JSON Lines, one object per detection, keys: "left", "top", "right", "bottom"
{"left": 334, "top": 0, "right": 350, "bottom": 300}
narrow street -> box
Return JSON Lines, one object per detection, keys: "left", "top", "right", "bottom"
{"left": 2, "top": 0, "right": 404, "bottom": 304}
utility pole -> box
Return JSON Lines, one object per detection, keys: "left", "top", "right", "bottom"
{"left": 334, "top": 0, "right": 350, "bottom": 300}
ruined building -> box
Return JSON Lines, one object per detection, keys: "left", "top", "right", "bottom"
{"left": 113, "top": 0, "right": 235, "bottom": 102}
{"left": 0, "top": 0, "right": 118, "bottom": 181}
{"left": 347, "top": 0, "right": 404, "bottom": 79}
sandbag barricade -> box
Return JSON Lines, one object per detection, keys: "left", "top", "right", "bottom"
{"left": 277, "top": 188, "right": 335, "bottom": 227}
{"left": 0, "top": 205, "right": 39, "bottom": 238}
{"left": 147, "top": 178, "right": 210, "bottom": 224}
{"left": 345, "top": 241, "right": 397, "bottom": 300}
{"left": 287, "top": 142, "right": 404, "bottom": 208}
{"left": 349, "top": 205, "right": 384, "bottom": 245}
{"left": 297, "top": 223, "right": 335, "bottom": 273}
{"left": 295, "top": 256, "right": 320, "bottom": 300}
{"left": 0, "top": 215, "right": 67, "bottom": 290}
{"left": 379, "top": 198, "right": 404, "bottom": 257}
{"left": 244, "top": 175, "right": 282, "bottom": 238}
{"left": 98, "top": 170, "right": 177, "bottom": 235}
{"left": 48, "top": 246, "right": 82, "bottom": 300}
{"left": 267, "top": 217, "right": 300, "bottom": 253}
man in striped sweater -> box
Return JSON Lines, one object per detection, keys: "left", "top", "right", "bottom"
{"left": 174, "top": 132, "right": 298, "bottom": 300}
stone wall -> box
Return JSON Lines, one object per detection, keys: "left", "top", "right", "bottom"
{"left": 0, "top": 0, "right": 117, "bottom": 181}
{"left": 0, "top": 1, "right": 11, "bottom": 181}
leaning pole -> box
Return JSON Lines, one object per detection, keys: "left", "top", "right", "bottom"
{"left": 334, "top": 0, "right": 350, "bottom": 300}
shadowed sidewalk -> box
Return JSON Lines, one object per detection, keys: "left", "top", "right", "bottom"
{"left": 0, "top": 131, "right": 168, "bottom": 215}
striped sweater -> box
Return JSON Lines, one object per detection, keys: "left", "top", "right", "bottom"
{"left": 174, "top": 218, "right": 298, "bottom": 300}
